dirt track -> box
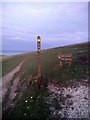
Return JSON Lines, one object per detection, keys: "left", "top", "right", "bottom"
{"left": 2, "top": 60, "right": 26, "bottom": 119}
{"left": 2, "top": 60, "right": 25, "bottom": 97}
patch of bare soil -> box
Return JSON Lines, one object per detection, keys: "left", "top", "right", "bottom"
{"left": 47, "top": 80, "right": 89, "bottom": 119}
{"left": 2, "top": 60, "right": 27, "bottom": 119}
{"left": 2, "top": 60, "right": 25, "bottom": 97}
{"left": 9, "top": 77, "right": 20, "bottom": 100}
{"left": 2, "top": 77, "right": 20, "bottom": 118}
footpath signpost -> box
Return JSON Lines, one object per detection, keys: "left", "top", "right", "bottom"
{"left": 34, "top": 36, "right": 41, "bottom": 89}
{"left": 58, "top": 54, "right": 72, "bottom": 66}
{"left": 37, "top": 36, "right": 41, "bottom": 78}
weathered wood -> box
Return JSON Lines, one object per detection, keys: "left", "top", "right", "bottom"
{"left": 58, "top": 54, "right": 72, "bottom": 66}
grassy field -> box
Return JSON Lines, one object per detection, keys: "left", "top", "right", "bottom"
{"left": 2, "top": 42, "right": 89, "bottom": 120}
{"left": 2, "top": 42, "right": 89, "bottom": 81}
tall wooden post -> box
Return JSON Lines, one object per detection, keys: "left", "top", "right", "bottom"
{"left": 37, "top": 36, "right": 41, "bottom": 78}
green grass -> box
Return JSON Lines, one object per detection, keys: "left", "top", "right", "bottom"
{"left": 9, "top": 78, "right": 50, "bottom": 120}
{"left": 2, "top": 42, "right": 89, "bottom": 84}
{"left": 2, "top": 42, "right": 89, "bottom": 120}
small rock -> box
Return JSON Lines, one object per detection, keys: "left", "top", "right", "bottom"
{"left": 66, "top": 94, "right": 72, "bottom": 98}
{"left": 71, "top": 107, "right": 74, "bottom": 110}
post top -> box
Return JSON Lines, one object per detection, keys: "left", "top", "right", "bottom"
{"left": 37, "top": 36, "right": 41, "bottom": 40}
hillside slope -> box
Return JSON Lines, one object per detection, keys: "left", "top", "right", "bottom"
{"left": 2, "top": 42, "right": 89, "bottom": 82}
{"left": 1, "top": 42, "right": 89, "bottom": 120}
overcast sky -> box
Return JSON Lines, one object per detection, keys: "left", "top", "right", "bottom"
{"left": 1, "top": 2, "right": 88, "bottom": 55}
